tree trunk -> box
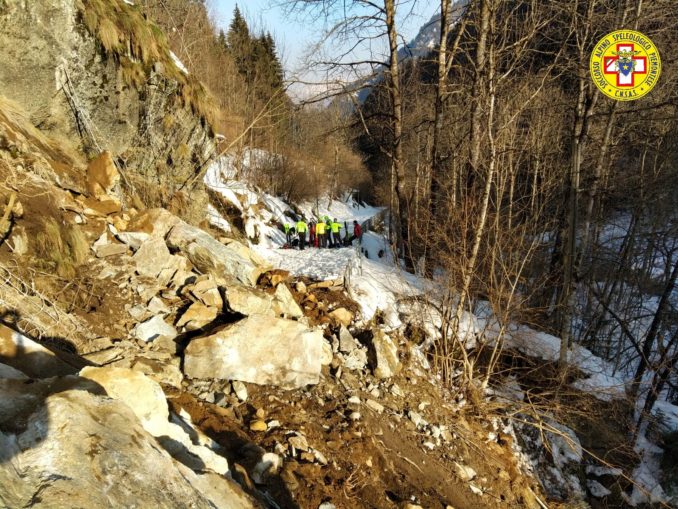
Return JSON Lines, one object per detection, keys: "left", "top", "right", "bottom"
{"left": 384, "top": 0, "right": 411, "bottom": 268}
{"left": 630, "top": 258, "right": 678, "bottom": 397}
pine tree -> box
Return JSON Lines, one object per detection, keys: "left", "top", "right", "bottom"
{"left": 226, "top": 5, "right": 252, "bottom": 78}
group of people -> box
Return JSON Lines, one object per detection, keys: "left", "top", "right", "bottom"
{"left": 283, "top": 216, "right": 363, "bottom": 250}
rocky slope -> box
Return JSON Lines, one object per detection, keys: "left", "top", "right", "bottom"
{"left": 1, "top": 1, "right": 667, "bottom": 508}
{"left": 0, "top": 0, "right": 214, "bottom": 186}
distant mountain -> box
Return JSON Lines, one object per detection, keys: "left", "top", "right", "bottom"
{"left": 357, "top": 0, "right": 469, "bottom": 102}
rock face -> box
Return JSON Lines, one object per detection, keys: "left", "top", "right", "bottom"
{"left": 0, "top": 0, "right": 214, "bottom": 184}
{"left": 184, "top": 315, "right": 324, "bottom": 388}
{"left": 168, "top": 222, "right": 265, "bottom": 286}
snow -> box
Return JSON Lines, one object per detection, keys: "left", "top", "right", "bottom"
{"left": 206, "top": 203, "right": 231, "bottom": 234}
{"left": 253, "top": 245, "right": 357, "bottom": 281}
{"left": 652, "top": 399, "right": 678, "bottom": 432}
{"left": 624, "top": 425, "right": 669, "bottom": 506}
{"left": 587, "top": 480, "right": 612, "bottom": 498}
{"left": 476, "top": 316, "right": 627, "bottom": 401}
{"left": 170, "top": 51, "right": 189, "bottom": 75}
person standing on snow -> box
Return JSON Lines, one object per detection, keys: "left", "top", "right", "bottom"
{"left": 309, "top": 221, "right": 316, "bottom": 248}
{"left": 283, "top": 222, "right": 292, "bottom": 245}
{"left": 296, "top": 218, "right": 308, "bottom": 250}
{"left": 352, "top": 220, "right": 362, "bottom": 244}
{"left": 331, "top": 218, "right": 342, "bottom": 248}
{"left": 316, "top": 220, "right": 327, "bottom": 248}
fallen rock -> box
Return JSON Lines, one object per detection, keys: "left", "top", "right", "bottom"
{"left": 408, "top": 410, "right": 428, "bottom": 429}
{"left": 454, "top": 462, "right": 477, "bottom": 482}
{"left": 167, "top": 223, "right": 264, "bottom": 286}
{"left": 80, "top": 195, "right": 121, "bottom": 216}
{"left": 86, "top": 151, "right": 119, "bottom": 199}
{"left": 148, "top": 296, "right": 171, "bottom": 315}
{"left": 231, "top": 380, "right": 248, "bottom": 402}
{"left": 288, "top": 434, "right": 309, "bottom": 452}
{"left": 184, "top": 315, "right": 324, "bottom": 389}
{"left": 250, "top": 420, "right": 267, "bottom": 432}
{"left": 0, "top": 362, "right": 28, "bottom": 379}
{"left": 365, "top": 399, "right": 384, "bottom": 414}
{"left": 127, "top": 208, "right": 181, "bottom": 238}
{"left": 0, "top": 377, "right": 255, "bottom": 509}
{"left": 80, "top": 367, "right": 233, "bottom": 480}
{"left": 320, "top": 340, "right": 333, "bottom": 366}
{"left": 92, "top": 234, "right": 128, "bottom": 258}
{"left": 371, "top": 329, "right": 401, "bottom": 379}
{"left": 190, "top": 278, "right": 224, "bottom": 308}
{"left": 116, "top": 231, "right": 150, "bottom": 251}
{"left": 225, "top": 285, "right": 274, "bottom": 316}
{"left": 343, "top": 348, "right": 368, "bottom": 371}
{"left": 0, "top": 323, "right": 79, "bottom": 378}
{"left": 133, "top": 238, "right": 183, "bottom": 280}
{"left": 176, "top": 302, "right": 218, "bottom": 331}
{"left": 131, "top": 356, "right": 183, "bottom": 389}
{"left": 329, "top": 307, "right": 353, "bottom": 326}
{"left": 8, "top": 225, "right": 28, "bottom": 255}
{"left": 338, "top": 326, "right": 358, "bottom": 353}
{"left": 252, "top": 452, "right": 282, "bottom": 484}
{"left": 133, "top": 316, "right": 177, "bottom": 343}
{"left": 273, "top": 283, "right": 304, "bottom": 318}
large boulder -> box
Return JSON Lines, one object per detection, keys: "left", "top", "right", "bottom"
{"left": 225, "top": 286, "right": 274, "bottom": 316}
{"left": 184, "top": 315, "right": 324, "bottom": 389}
{"left": 133, "top": 238, "right": 185, "bottom": 282}
{"left": 0, "top": 324, "right": 79, "bottom": 378}
{"left": 370, "top": 329, "right": 401, "bottom": 379}
{"left": 167, "top": 223, "right": 264, "bottom": 286}
{"left": 79, "top": 367, "right": 231, "bottom": 477}
{"left": 0, "top": 377, "right": 254, "bottom": 509}
{"left": 126, "top": 208, "right": 181, "bottom": 239}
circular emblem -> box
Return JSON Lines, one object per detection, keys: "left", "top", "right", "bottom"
{"left": 589, "top": 30, "right": 661, "bottom": 101}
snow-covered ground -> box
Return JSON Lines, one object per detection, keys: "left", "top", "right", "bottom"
{"left": 204, "top": 151, "right": 678, "bottom": 508}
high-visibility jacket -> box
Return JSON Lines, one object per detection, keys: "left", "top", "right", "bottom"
{"left": 283, "top": 223, "right": 290, "bottom": 233}
{"left": 296, "top": 221, "right": 307, "bottom": 233}
{"left": 316, "top": 222, "right": 326, "bottom": 235}
{"left": 331, "top": 222, "right": 342, "bottom": 233}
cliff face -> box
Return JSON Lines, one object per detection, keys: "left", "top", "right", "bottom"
{"left": 0, "top": 0, "right": 214, "bottom": 186}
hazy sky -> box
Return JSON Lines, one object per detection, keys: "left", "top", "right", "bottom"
{"left": 209, "top": 1, "right": 441, "bottom": 75}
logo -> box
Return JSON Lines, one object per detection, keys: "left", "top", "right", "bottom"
{"left": 590, "top": 30, "right": 661, "bottom": 101}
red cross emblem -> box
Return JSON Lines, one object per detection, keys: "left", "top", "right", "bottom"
{"left": 604, "top": 43, "right": 647, "bottom": 87}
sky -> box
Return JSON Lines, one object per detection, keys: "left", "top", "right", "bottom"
{"left": 209, "top": 1, "right": 441, "bottom": 77}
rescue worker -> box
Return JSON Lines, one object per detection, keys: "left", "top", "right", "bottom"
{"left": 296, "top": 218, "right": 308, "bottom": 250}
{"left": 283, "top": 222, "right": 292, "bottom": 245}
{"left": 331, "top": 218, "right": 342, "bottom": 248}
{"left": 353, "top": 220, "right": 362, "bottom": 244}
{"left": 316, "top": 219, "right": 327, "bottom": 248}
{"left": 309, "top": 221, "right": 316, "bottom": 248}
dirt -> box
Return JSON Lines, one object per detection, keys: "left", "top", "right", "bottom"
{"left": 170, "top": 360, "right": 543, "bottom": 509}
